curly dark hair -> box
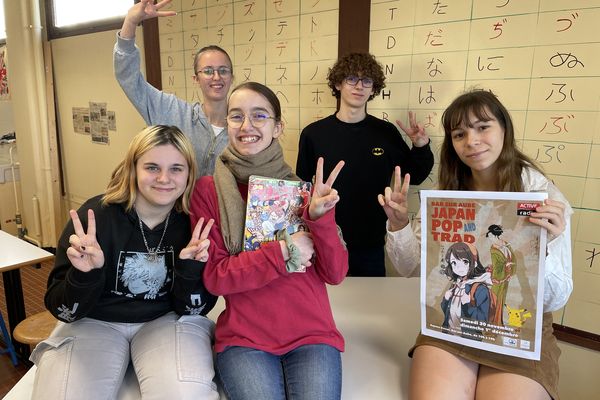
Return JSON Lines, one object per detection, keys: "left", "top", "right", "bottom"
{"left": 327, "top": 53, "right": 386, "bottom": 101}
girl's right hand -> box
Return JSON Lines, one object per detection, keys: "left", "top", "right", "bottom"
{"left": 66, "top": 209, "right": 105, "bottom": 272}
{"left": 378, "top": 166, "right": 411, "bottom": 232}
{"left": 127, "top": 0, "right": 176, "bottom": 25}
{"left": 122, "top": 0, "right": 176, "bottom": 38}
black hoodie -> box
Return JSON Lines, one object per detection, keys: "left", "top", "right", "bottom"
{"left": 45, "top": 195, "right": 217, "bottom": 323}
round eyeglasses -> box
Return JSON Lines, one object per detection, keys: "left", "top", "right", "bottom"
{"left": 345, "top": 75, "right": 374, "bottom": 88}
{"left": 227, "top": 112, "right": 276, "bottom": 128}
{"left": 196, "top": 66, "right": 232, "bottom": 77}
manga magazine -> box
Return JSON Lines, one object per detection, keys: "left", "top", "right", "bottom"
{"left": 420, "top": 190, "right": 547, "bottom": 360}
{"left": 243, "top": 175, "right": 311, "bottom": 252}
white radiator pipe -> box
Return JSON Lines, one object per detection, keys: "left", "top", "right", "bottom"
{"left": 9, "top": 146, "right": 20, "bottom": 214}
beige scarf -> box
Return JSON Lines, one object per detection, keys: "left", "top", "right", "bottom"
{"left": 214, "top": 139, "right": 298, "bottom": 254}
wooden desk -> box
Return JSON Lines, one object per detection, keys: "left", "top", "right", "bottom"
{"left": 0, "top": 230, "right": 54, "bottom": 359}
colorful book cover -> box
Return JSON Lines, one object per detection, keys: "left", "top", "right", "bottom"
{"left": 420, "top": 190, "right": 547, "bottom": 360}
{"left": 243, "top": 175, "right": 311, "bottom": 252}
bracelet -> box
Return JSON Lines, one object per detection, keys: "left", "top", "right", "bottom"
{"left": 275, "top": 229, "right": 304, "bottom": 273}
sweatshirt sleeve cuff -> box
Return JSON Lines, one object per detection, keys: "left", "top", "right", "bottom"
{"left": 116, "top": 31, "right": 137, "bottom": 53}
{"left": 302, "top": 206, "right": 336, "bottom": 227}
{"left": 411, "top": 138, "right": 431, "bottom": 151}
{"left": 175, "top": 259, "right": 204, "bottom": 280}
{"left": 68, "top": 267, "right": 104, "bottom": 287}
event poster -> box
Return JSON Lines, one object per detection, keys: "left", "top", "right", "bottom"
{"left": 420, "top": 190, "right": 547, "bottom": 360}
{"left": 0, "top": 46, "right": 9, "bottom": 100}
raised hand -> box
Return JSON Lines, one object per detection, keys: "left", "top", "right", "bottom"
{"left": 121, "top": 0, "right": 176, "bottom": 38}
{"left": 377, "top": 166, "right": 411, "bottom": 232}
{"left": 396, "top": 111, "right": 430, "bottom": 148}
{"left": 180, "top": 218, "right": 214, "bottom": 262}
{"left": 66, "top": 209, "right": 105, "bottom": 272}
{"left": 529, "top": 199, "right": 567, "bottom": 239}
{"left": 308, "top": 157, "right": 344, "bottom": 220}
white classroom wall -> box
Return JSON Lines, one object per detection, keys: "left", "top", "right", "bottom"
{"left": 50, "top": 28, "right": 145, "bottom": 224}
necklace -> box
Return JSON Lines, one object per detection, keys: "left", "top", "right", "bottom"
{"left": 136, "top": 209, "right": 170, "bottom": 262}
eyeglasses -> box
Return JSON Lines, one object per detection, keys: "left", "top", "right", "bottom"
{"left": 196, "top": 66, "right": 232, "bottom": 77}
{"left": 345, "top": 75, "right": 374, "bottom": 88}
{"left": 227, "top": 112, "right": 276, "bottom": 128}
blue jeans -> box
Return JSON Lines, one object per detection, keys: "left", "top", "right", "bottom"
{"left": 216, "top": 344, "right": 342, "bottom": 400}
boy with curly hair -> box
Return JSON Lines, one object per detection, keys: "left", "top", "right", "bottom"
{"left": 296, "top": 52, "right": 434, "bottom": 276}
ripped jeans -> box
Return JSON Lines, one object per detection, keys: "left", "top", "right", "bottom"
{"left": 30, "top": 312, "right": 218, "bottom": 400}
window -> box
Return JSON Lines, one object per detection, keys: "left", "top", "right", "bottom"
{"left": 0, "top": 0, "right": 6, "bottom": 43}
{"left": 46, "top": 0, "right": 134, "bottom": 39}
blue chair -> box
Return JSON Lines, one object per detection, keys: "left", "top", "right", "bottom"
{"left": 0, "top": 310, "right": 18, "bottom": 366}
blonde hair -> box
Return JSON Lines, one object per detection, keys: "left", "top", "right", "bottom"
{"left": 102, "top": 126, "right": 197, "bottom": 213}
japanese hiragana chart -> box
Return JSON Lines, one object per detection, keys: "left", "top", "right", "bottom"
{"left": 157, "top": 0, "right": 339, "bottom": 165}
{"left": 369, "top": 0, "right": 600, "bottom": 335}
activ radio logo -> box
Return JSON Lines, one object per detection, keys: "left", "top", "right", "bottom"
{"left": 516, "top": 202, "right": 541, "bottom": 216}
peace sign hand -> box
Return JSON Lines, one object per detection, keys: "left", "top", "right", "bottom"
{"left": 66, "top": 209, "right": 105, "bottom": 272}
{"left": 396, "top": 111, "right": 430, "bottom": 148}
{"left": 309, "top": 157, "right": 345, "bottom": 220}
{"left": 179, "top": 218, "right": 214, "bottom": 262}
{"left": 377, "top": 166, "right": 411, "bottom": 232}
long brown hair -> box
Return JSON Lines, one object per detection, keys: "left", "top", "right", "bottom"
{"left": 102, "top": 126, "right": 197, "bottom": 213}
{"left": 438, "top": 90, "right": 542, "bottom": 191}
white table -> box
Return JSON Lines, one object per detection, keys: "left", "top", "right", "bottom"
{"left": 0, "top": 230, "right": 54, "bottom": 359}
{"left": 4, "top": 277, "right": 421, "bottom": 399}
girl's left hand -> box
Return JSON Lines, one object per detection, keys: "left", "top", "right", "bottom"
{"left": 309, "top": 157, "right": 344, "bottom": 220}
{"left": 179, "top": 218, "right": 214, "bottom": 262}
{"left": 529, "top": 199, "right": 566, "bottom": 238}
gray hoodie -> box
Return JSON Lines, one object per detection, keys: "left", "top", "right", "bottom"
{"left": 113, "top": 33, "right": 228, "bottom": 177}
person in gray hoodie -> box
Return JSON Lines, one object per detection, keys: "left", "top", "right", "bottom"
{"left": 114, "top": 0, "right": 233, "bottom": 177}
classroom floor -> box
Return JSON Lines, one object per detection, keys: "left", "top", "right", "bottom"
{"left": 0, "top": 260, "right": 51, "bottom": 397}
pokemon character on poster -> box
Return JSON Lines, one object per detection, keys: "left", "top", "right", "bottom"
{"left": 420, "top": 190, "right": 547, "bottom": 360}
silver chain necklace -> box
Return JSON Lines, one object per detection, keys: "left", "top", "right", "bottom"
{"left": 136, "top": 209, "right": 170, "bottom": 262}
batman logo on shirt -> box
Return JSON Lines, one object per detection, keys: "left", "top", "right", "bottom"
{"left": 372, "top": 147, "right": 384, "bottom": 156}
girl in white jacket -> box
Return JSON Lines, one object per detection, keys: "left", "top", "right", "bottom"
{"left": 380, "top": 89, "right": 572, "bottom": 400}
